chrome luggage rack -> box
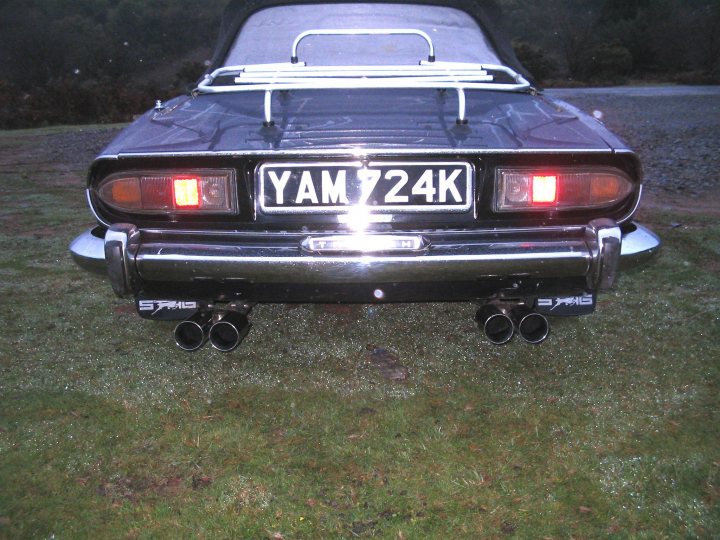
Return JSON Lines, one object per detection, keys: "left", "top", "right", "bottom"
{"left": 196, "top": 29, "right": 532, "bottom": 126}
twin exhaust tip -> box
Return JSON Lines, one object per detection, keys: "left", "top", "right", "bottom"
{"left": 176, "top": 303, "right": 547, "bottom": 351}
{"left": 208, "top": 311, "right": 251, "bottom": 352}
{"left": 475, "top": 304, "right": 549, "bottom": 345}
{"left": 174, "top": 312, "right": 212, "bottom": 352}
{"left": 174, "top": 311, "right": 251, "bottom": 352}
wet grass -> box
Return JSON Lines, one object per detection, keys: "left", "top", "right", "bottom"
{"left": 0, "top": 127, "right": 719, "bottom": 538}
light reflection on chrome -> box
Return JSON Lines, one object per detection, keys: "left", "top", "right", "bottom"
{"left": 302, "top": 234, "right": 425, "bottom": 254}
{"left": 344, "top": 204, "right": 370, "bottom": 231}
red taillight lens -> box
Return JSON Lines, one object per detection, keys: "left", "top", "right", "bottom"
{"left": 173, "top": 178, "right": 200, "bottom": 208}
{"left": 97, "top": 170, "right": 235, "bottom": 214}
{"left": 531, "top": 175, "right": 557, "bottom": 205}
{"left": 496, "top": 167, "right": 633, "bottom": 211}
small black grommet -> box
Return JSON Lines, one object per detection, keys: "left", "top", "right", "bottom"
{"left": 428, "top": 55, "right": 436, "bottom": 62}
{"left": 456, "top": 118, "right": 469, "bottom": 125}
{"left": 263, "top": 120, "right": 275, "bottom": 127}
{"left": 290, "top": 56, "right": 299, "bottom": 64}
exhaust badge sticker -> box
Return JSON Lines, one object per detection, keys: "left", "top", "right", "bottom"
{"left": 536, "top": 294, "right": 595, "bottom": 316}
{"left": 137, "top": 300, "right": 200, "bottom": 321}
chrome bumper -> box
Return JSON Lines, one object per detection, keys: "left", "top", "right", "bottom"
{"left": 69, "top": 220, "right": 660, "bottom": 298}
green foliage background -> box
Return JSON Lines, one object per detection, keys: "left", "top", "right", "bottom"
{"left": 0, "top": 0, "right": 227, "bottom": 127}
{"left": 502, "top": 0, "right": 720, "bottom": 84}
{"left": 0, "top": 0, "right": 718, "bottom": 128}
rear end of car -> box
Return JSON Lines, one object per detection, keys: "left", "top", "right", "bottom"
{"left": 69, "top": 1, "right": 660, "bottom": 351}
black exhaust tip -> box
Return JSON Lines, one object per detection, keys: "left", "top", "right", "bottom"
{"left": 174, "top": 311, "right": 212, "bottom": 351}
{"left": 475, "top": 304, "right": 514, "bottom": 345}
{"left": 512, "top": 306, "right": 549, "bottom": 344}
{"left": 209, "top": 311, "right": 251, "bottom": 352}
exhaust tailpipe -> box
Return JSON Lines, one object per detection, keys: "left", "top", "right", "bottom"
{"left": 475, "top": 304, "right": 514, "bottom": 345}
{"left": 174, "top": 311, "right": 212, "bottom": 351}
{"left": 512, "top": 306, "right": 549, "bottom": 344}
{"left": 209, "top": 311, "right": 251, "bottom": 352}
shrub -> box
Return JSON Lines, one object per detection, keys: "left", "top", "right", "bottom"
{"left": 586, "top": 40, "right": 633, "bottom": 82}
{"left": 512, "top": 40, "right": 560, "bottom": 83}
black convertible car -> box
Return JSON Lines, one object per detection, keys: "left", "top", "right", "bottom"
{"left": 70, "top": 0, "right": 660, "bottom": 351}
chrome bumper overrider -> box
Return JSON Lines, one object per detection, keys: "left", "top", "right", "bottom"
{"left": 69, "top": 220, "right": 660, "bottom": 298}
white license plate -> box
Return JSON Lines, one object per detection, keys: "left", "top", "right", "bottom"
{"left": 258, "top": 161, "right": 474, "bottom": 214}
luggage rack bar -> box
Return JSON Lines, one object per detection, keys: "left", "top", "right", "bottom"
{"left": 291, "top": 28, "right": 436, "bottom": 63}
{"left": 195, "top": 28, "right": 533, "bottom": 126}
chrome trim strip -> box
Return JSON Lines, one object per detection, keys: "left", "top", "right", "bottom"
{"left": 626, "top": 184, "right": 644, "bottom": 219}
{"left": 86, "top": 188, "right": 112, "bottom": 228}
{"left": 134, "top": 224, "right": 589, "bottom": 238}
{"left": 106, "top": 148, "right": 617, "bottom": 159}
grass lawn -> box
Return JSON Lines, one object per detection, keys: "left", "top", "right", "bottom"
{"left": 0, "top": 126, "right": 718, "bottom": 539}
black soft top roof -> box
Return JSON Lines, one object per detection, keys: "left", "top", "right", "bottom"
{"left": 209, "top": 0, "right": 532, "bottom": 81}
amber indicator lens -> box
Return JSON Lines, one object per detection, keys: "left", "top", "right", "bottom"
{"left": 97, "top": 170, "right": 235, "bottom": 213}
{"left": 591, "top": 173, "right": 624, "bottom": 200}
{"left": 496, "top": 168, "right": 633, "bottom": 211}
{"left": 106, "top": 178, "right": 141, "bottom": 208}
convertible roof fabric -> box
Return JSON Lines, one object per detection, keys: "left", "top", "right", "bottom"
{"left": 208, "top": 0, "right": 533, "bottom": 81}
{"left": 223, "top": 4, "right": 504, "bottom": 67}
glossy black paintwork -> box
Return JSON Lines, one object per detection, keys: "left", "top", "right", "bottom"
{"left": 98, "top": 89, "right": 630, "bottom": 157}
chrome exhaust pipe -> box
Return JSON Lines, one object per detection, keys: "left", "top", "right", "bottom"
{"left": 512, "top": 306, "right": 549, "bottom": 344}
{"left": 475, "top": 304, "right": 514, "bottom": 345}
{"left": 209, "top": 311, "right": 251, "bottom": 352}
{"left": 174, "top": 311, "right": 212, "bottom": 351}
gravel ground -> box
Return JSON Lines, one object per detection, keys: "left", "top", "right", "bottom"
{"left": 548, "top": 86, "right": 720, "bottom": 197}
{"left": 35, "top": 86, "right": 720, "bottom": 197}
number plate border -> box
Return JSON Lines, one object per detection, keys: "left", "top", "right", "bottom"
{"left": 256, "top": 160, "right": 475, "bottom": 215}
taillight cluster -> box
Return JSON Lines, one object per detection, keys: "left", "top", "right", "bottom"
{"left": 97, "top": 170, "right": 235, "bottom": 214}
{"left": 495, "top": 167, "right": 633, "bottom": 211}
